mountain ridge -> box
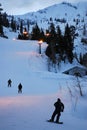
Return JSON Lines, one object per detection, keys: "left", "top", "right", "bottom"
{"left": 16, "top": 1, "right": 87, "bottom": 16}
{"left": 15, "top": 1, "right": 87, "bottom": 32}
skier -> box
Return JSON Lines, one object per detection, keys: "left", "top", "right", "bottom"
{"left": 8, "top": 79, "right": 12, "bottom": 87}
{"left": 18, "top": 83, "right": 22, "bottom": 93}
{"left": 49, "top": 98, "right": 64, "bottom": 123}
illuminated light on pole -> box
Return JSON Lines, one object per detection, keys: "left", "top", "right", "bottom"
{"left": 45, "top": 33, "right": 50, "bottom": 37}
{"left": 38, "top": 40, "right": 43, "bottom": 54}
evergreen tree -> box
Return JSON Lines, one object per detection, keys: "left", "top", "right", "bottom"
{"left": 0, "top": 3, "right": 3, "bottom": 35}
{"left": 45, "top": 45, "right": 52, "bottom": 58}
{"left": 40, "top": 28, "right": 45, "bottom": 41}
{"left": 70, "top": 25, "right": 76, "bottom": 41}
{"left": 0, "top": 3, "right": 3, "bottom": 12}
{"left": 56, "top": 26, "right": 62, "bottom": 38}
{"left": 27, "top": 20, "right": 30, "bottom": 32}
{"left": 45, "top": 29, "right": 51, "bottom": 44}
{"left": 64, "top": 23, "right": 74, "bottom": 63}
{"left": 83, "top": 24, "right": 86, "bottom": 36}
{"left": 49, "top": 23, "right": 56, "bottom": 37}
{"left": 11, "top": 16, "right": 16, "bottom": 32}
{"left": 2, "top": 12, "right": 9, "bottom": 27}
{"left": 56, "top": 26, "right": 63, "bottom": 54}
{"left": 20, "top": 20, "right": 23, "bottom": 34}
{"left": 45, "top": 23, "right": 57, "bottom": 64}
{"left": 79, "top": 53, "right": 83, "bottom": 65}
{"left": 31, "top": 23, "right": 41, "bottom": 40}
{"left": 48, "top": 23, "right": 57, "bottom": 47}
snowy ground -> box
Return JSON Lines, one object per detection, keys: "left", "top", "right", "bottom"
{"left": 0, "top": 37, "right": 87, "bottom": 130}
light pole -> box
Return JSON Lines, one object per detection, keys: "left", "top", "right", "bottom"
{"left": 38, "top": 40, "right": 43, "bottom": 54}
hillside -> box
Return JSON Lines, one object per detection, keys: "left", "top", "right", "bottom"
{"left": 1, "top": 1, "right": 86, "bottom": 69}
{"left": 16, "top": 1, "right": 87, "bottom": 30}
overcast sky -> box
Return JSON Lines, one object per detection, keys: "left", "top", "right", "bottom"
{"left": 0, "top": 0, "right": 86, "bottom": 15}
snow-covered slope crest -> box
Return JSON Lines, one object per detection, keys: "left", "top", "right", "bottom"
{"left": 16, "top": 1, "right": 87, "bottom": 26}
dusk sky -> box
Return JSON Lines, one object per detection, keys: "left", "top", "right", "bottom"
{"left": 0, "top": 0, "right": 86, "bottom": 15}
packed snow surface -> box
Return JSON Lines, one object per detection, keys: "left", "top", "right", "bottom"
{"left": 0, "top": 37, "right": 87, "bottom": 130}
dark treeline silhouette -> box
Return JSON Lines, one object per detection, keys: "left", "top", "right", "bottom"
{"left": 30, "top": 22, "right": 77, "bottom": 71}
{"left": 45, "top": 23, "right": 77, "bottom": 65}
{"left": 0, "top": 3, "right": 4, "bottom": 36}
{"left": 0, "top": 4, "right": 17, "bottom": 38}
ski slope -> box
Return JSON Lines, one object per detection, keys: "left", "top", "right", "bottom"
{"left": 0, "top": 37, "right": 87, "bottom": 130}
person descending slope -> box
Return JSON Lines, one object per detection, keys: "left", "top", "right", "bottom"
{"left": 47, "top": 98, "right": 64, "bottom": 124}
{"left": 8, "top": 79, "right": 12, "bottom": 87}
{"left": 18, "top": 83, "right": 22, "bottom": 93}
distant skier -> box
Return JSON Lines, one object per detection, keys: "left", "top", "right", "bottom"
{"left": 18, "top": 83, "right": 22, "bottom": 93}
{"left": 48, "top": 98, "right": 64, "bottom": 123}
{"left": 8, "top": 79, "right": 12, "bottom": 87}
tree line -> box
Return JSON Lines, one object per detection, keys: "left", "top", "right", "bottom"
{"left": 0, "top": 3, "right": 29, "bottom": 39}
{"left": 45, "top": 23, "right": 77, "bottom": 64}
{"left": 0, "top": 4, "right": 17, "bottom": 38}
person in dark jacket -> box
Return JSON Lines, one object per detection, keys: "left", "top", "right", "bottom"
{"left": 49, "top": 98, "right": 64, "bottom": 123}
{"left": 8, "top": 79, "right": 12, "bottom": 87}
{"left": 18, "top": 83, "right": 22, "bottom": 93}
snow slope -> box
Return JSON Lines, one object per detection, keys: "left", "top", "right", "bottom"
{"left": 0, "top": 37, "right": 87, "bottom": 130}
{"left": 16, "top": 1, "right": 87, "bottom": 31}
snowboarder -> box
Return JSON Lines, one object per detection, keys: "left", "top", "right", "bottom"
{"left": 8, "top": 79, "right": 12, "bottom": 87}
{"left": 48, "top": 98, "right": 64, "bottom": 123}
{"left": 18, "top": 83, "right": 22, "bottom": 93}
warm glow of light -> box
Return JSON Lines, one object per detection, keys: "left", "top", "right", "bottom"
{"left": 45, "top": 33, "right": 50, "bottom": 36}
{"left": 38, "top": 40, "right": 43, "bottom": 44}
{"left": 23, "top": 31, "right": 28, "bottom": 35}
